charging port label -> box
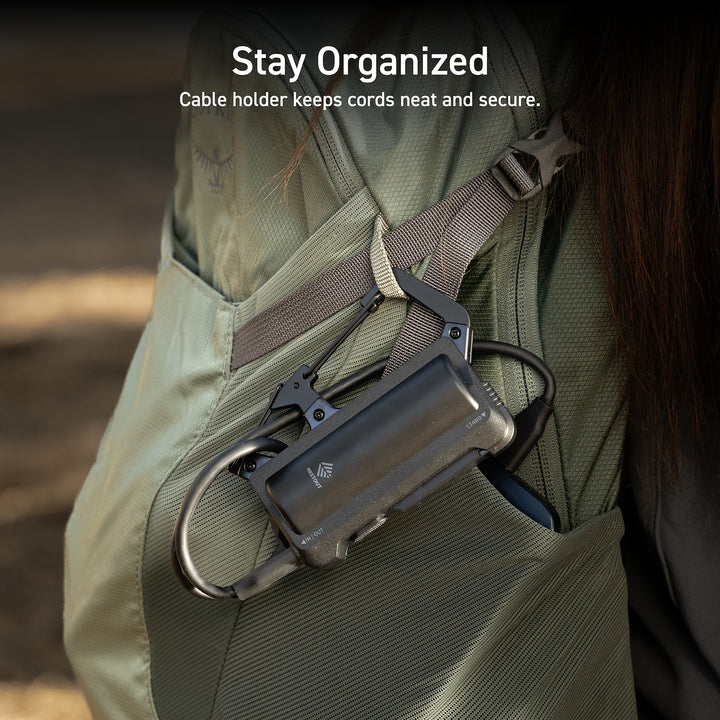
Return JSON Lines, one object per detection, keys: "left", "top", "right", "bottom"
{"left": 300, "top": 527, "right": 324, "bottom": 546}
{"left": 466, "top": 411, "right": 489, "bottom": 429}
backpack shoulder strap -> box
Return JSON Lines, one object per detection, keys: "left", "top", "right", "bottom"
{"left": 230, "top": 112, "right": 578, "bottom": 371}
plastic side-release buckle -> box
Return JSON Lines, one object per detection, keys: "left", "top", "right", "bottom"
{"left": 491, "top": 112, "right": 582, "bottom": 201}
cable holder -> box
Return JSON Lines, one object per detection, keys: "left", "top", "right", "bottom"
{"left": 172, "top": 272, "right": 558, "bottom": 601}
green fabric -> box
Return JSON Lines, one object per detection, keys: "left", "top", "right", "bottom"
{"left": 64, "top": 6, "right": 636, "bottom": 719}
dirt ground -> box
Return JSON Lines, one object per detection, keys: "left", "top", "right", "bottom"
{"left": 0, "top": 8, "right": 198, "bottom": 718}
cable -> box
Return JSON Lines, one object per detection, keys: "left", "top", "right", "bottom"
{"left": 472, "top": 340, "right": 555, "bottom": 404}
{"left": 471, "top": 339, "right": 556, "bottom": 471}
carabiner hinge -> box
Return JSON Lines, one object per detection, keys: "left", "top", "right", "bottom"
{"left": 263, "top": 287, "right": 385, "bottom": 430}
{"left": 491, "top": 112, "right": 581, "bottom": 201}
{"left": 270, "top": 365, "right": 338, "bottom": 429}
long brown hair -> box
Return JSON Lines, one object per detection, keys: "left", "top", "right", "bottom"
{"left": 574, "top": 11, "right": 720, "bottom": 478}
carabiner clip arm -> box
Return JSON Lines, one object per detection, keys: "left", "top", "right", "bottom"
{"left": 171, "top": 435, "right": 289, "bottom": 599}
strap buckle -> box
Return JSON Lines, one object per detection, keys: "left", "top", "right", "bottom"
{"left": 491, "top": 112, "right": 582, "bottom": 201}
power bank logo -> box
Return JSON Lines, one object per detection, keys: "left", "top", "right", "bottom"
{"left": 306, "top": 462, "right": 333, "bottom": 489}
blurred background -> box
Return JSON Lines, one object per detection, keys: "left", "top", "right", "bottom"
{"left": 0, "top": 7, "right": 199, "bottom": 718}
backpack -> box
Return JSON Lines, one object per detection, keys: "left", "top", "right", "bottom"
{"left": 64, "top": 7, "right": 635, "bottom": 719}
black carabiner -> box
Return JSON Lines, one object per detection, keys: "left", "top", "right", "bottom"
{"left": 171, "top": 360, "right": 388, "bottom": 599}
{"left": 171, "top": 435, "right": 288, "bottom": 599}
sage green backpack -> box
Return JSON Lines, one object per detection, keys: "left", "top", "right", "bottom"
{"left": 64, "top": 7, "right": 636, "bottom": 719}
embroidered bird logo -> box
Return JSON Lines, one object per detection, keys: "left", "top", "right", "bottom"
{"left": 192, "top": 142, "right": 233, "bottom": 194}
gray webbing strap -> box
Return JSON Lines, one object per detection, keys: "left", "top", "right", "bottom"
{"left": 230, "top": 113, "right": 578, "bottom": 371}
{"left": 384, "top": 113, "right": 581, "bottom": 373}
{"left": 381, "top": 165, "right": 519, "bottom": 375}
{"left": 230, "top": 170, "right": 495, "bottom": 369}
